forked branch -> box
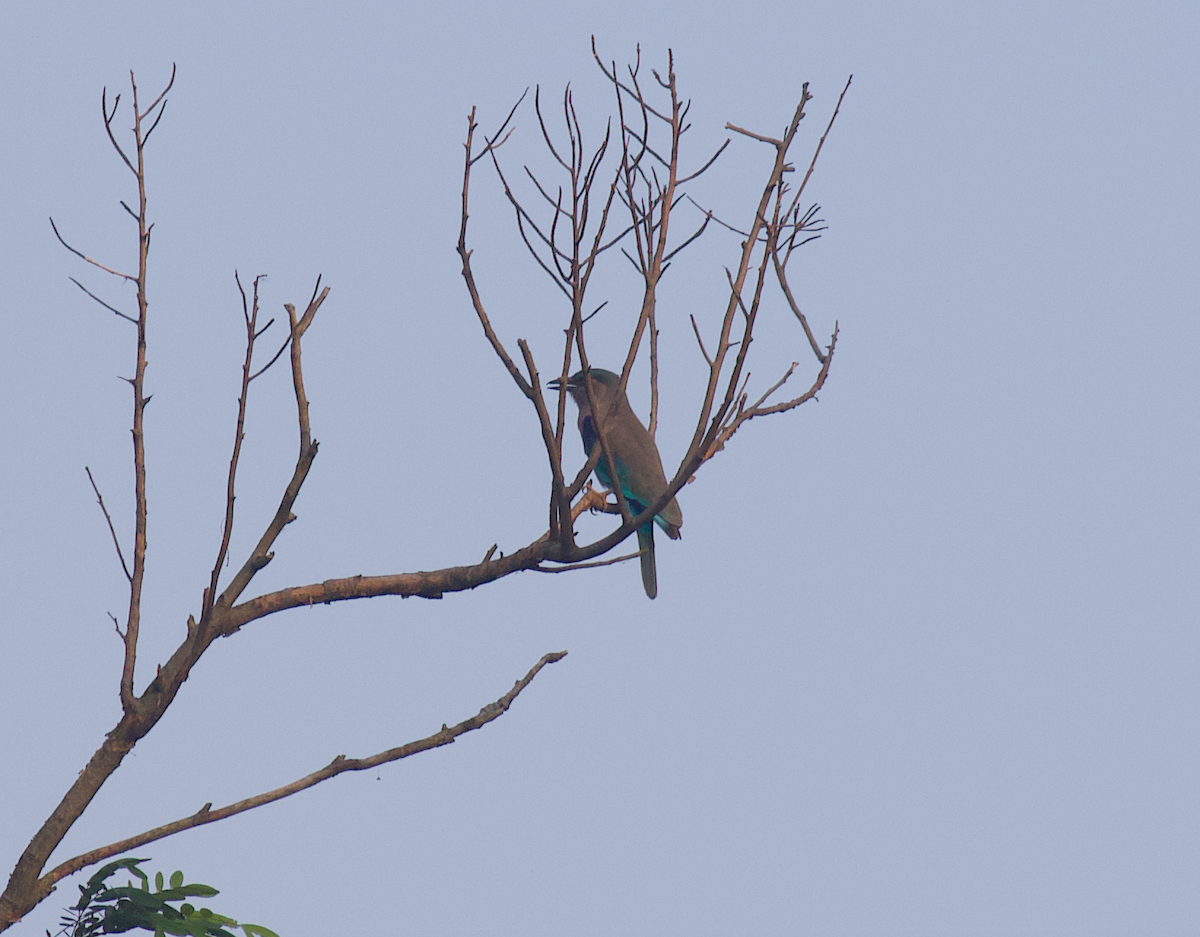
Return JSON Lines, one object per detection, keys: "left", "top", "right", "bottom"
{"left": 29, "top": 652, "right": 566, "bottom": 914}
{"left": 1, "top": 51, "right": 851, "bottom": 934}
{"left": 455, "top": 45, "right": 848, "bottom": 577}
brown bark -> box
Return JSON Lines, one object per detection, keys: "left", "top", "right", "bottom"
{"left": 1, "top": 50, "right": 850, "bottom": 930}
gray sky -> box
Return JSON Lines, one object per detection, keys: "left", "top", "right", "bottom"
{"left": 2, "top": 2, "right": 1197, "bottom": 935}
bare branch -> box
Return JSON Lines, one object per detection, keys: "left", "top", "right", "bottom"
{"left": 212, "top": 283, "right": 328, "bottom": 615}
{"left": 700, "top": 325, "right": 838, "bottom": 463}
{"left": 37, "top": 651, "right": 567, "bottom": 895}
{"left": 534, "top": 551, "right": 641, "bottom": 572}
{"left": 592, "top": 37, "right": 672, "bottom": 123}
{"left": 685, "top": 194, "right": 751, "bottom": 238}
{"left": 69, "top": 277, "right": 136, "bottom": 323}
{"left": 682, "top": 87, "right": 813, "bottom": 469}
{"left": 524, "top": 165, "right": 573, "bottom": 218}
{"left": 725, "top": 122, "right": 783, "bottom": 146}
{"left": 458, "top": 108, "right": 539, "bottom": 396}
{"left": 248, "top": 331, "right": 291, "bottom": 382}
{"left": 138, "top": 64, "right": 176, "bottom": 120}
{"left": 749, "top": 324, "right": 838, "bottom": 417}
{"left": 772, "top": 244, "right": 826, "bottom": 363}
{"left": 50, "top": 218, "right": 135, "bottom": 281}
{"left": 117, "top": 66, "right": 177, "bottom": 715}
{"left": 86, "top": 467, "right": 131, "bottom": 582}
{"left": 500, "top": 167, "right": 574, "bottom": 295}
{"left": 677, "top": 137, "right": 730, "bottom": 183}
{"left": 518, "top": 338, "right": 569, "bottom": 540}
{"left": 618, "top": 122, "right": 669, "bottom": 167}
{"left": 615, "top": 49, "right": 684, "bottom": 389}
{"left": 662, "top": 210, "right": 711, "bottom": 264}
{"left": 141, "top": 98, "right": 168, "bottom": 145}
{"left": 100, "top": 88, "right": 136, "bottom": 177}
{"left": 468, "top": 88, "right": 526, "bottom": 167}
{"left": 689, "top": 314, "right": 713, "bottom": 367}
{"left": 204, "top": 273, "right": 262, "bottom": 623}
{"left": 790, "top": 75, "right": 852, "bottom": 209}
{"left": 2, "top": 51, "right": 853, "bottom": 935}
{"left": 534, "top": 86, "right": 570, "bottom": 170}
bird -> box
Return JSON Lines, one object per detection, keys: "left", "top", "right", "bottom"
{"left": 549, "top": 368, "right": 682, "bottom": 599}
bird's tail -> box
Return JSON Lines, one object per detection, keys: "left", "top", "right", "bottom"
{"left": 637, "top": 523, "right": 657, "bottom": 600}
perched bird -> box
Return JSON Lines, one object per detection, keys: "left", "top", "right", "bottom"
{"left": 549, "top": 368, "right": 682, "bottom": 599}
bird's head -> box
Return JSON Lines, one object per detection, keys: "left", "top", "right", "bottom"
{"left": 548, "top": 368, "right": 622, "bottom": 409}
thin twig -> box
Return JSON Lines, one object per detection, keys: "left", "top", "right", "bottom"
{"left": 204, "top": 273, "right": 262, "bottom": 623}
{"left": 662, "top": 211, "right": 711, "bottom": 264}
{"left": 138, "top": 64, "right": 176, "bottom": 120}
{"left": 689, "top": 314, "right": 713, "bottom": 367}
{"left": 518, "top": 338, "right": 568, "bottom": 540}
{"left": 772, "top": 245, "right": 826, "bottom": 362}
{"left": 85, "top": 467, "right": 132, "bottom": 582}
{"left": 458, "top": 107, "right": 539, "bottom": 396}
{"left": 50, "top": 218, "right": 135, "bottom": 281}
{"left": 725, "top": 122, "right": 783, "bottom": 146}
{"left": 685, "top": 195, "right": 751, "bottom": 238}
{"left": 100, "top": 89, "right": 135, "bottom": 177}
{"left": 592, "top": 37, "right": 673, "bottom": 123}
{"left": 213, "top": 281, "right": 329, "bottom": 615}
{"left": 69, "top": 277, "right": 136, "bottom": 324}
{"left": 534, "top": 551, "right": 641, "bottom": 572}
{"left": 677, "top": 137, "right": 730, "bottom": 184}
{"left": 469, "top": 88, "right": 526, "bottom": 167}
{"left": 790, "top": 75, "right": 852, "bottom": 208}
{"left": 248, "top": 332, "right": 291, "bottom": 382}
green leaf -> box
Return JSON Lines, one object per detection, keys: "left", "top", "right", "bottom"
{"left": 240, "top": 925, "right": 281, "bottom": 937}
{"left": 77, "top": 856, "right": 150, "bottom": 908}
{"left": 159, "top": 917, "right": 202, "bottom": 936}
{"left": 197, "top": 911, "right": 238, "bottom": 927}
{"left": 155, "top": 884, "right": 220, "bottom": 901}
{"left": 86, "top": 856, "right": 145, "bottom": 887}
{"left": 62, "top": 856, "right": 276, "bottom": 937}
{"left": 102, "top": 884, "right": 169, "bottom": 908}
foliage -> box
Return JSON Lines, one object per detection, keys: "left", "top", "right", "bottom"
{"left": 49, "top": 859, "right": 277, "bottom": 937}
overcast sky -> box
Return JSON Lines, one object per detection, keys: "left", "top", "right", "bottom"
{"left": 2, "top": 3, "right": 1197, "bottom": 936}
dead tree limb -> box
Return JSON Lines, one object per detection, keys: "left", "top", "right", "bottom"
{"left": 0, "top": 52, "right": 850, "bottom": 932}
{"left": 457, "top": 43, "right": 848, "bottom": 572}
{"left": 35, "top": 651, "right": 566, "bottom": 895}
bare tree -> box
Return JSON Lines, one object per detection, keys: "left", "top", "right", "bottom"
{"left": 0, "top": 47, "right": 848, "bottom": 930}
